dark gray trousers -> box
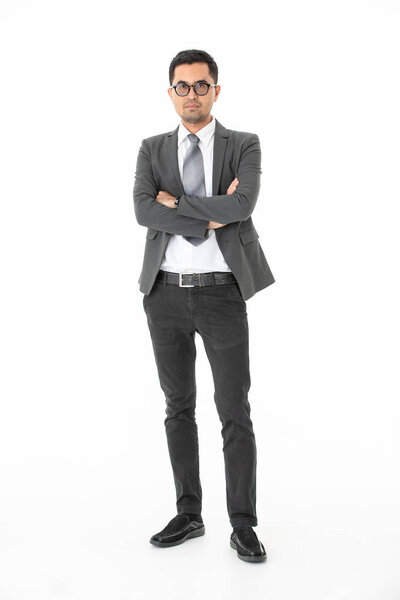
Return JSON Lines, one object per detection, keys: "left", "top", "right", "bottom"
{"left": 142, "top": 272, "right": 258, "bottom": 527}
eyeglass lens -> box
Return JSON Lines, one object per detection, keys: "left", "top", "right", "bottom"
{"left": 175, "top": 83, "right": 210, "bottom": 96}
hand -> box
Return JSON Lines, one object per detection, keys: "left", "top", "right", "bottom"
{"left": 156, "top": 190, "right": 177, "bottom": 209}
{"left": 207, "top": 221, "right": 226, "bottom": 229}
{"left": 227, "top": 177, "right": 239, "bottom": 194}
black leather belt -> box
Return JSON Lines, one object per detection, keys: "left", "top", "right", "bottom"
{"left": 155, "top": 270, "right": 237, "bottom": 288}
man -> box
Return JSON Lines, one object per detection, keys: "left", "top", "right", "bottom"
{"left": 133, "top": 49, "right": 275, "bottom": 562}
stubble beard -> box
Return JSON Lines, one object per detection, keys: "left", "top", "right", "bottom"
{"left": 182, "top": 108, "right": 209, "bottom": 125}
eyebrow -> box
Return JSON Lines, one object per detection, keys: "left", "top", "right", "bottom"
{"left": 175, "top": 79, "right": 209, "bottom": 85}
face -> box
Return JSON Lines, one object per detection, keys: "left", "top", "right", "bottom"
{"left": 168, "top": 62, "right": 221, "bottom": 126}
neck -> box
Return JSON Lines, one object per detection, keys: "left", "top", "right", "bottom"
{"left": 181, "top": 114, "right": 213, "bottom": 134}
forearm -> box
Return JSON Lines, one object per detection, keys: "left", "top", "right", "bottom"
{"left": 134, "top": 192, "right": 209, "bottom": 237}
{"left": 176, "top": 187, "right": 259, "bottom": 224}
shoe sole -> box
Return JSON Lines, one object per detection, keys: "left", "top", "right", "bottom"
{"left": 149, "top": 525, "right": 205, "bottom": 548}
{"left": 230, "top": 539, "right": 267, "bottom": 562}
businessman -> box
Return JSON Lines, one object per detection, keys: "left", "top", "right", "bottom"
{"left": 133, "top": 49, "right": 275, "bottom": 562}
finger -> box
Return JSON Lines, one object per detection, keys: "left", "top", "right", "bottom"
{"left": 227, "top": 182, "right": 238, "bottom": 194}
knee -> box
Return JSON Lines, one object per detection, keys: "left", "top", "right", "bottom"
{"left": 220, "top": 416, "right": 255, "bottom": 438}
{"left": 165, "top": 403, "right": 196, "bottom": 422}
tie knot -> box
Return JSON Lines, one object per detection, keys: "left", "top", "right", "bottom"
{"left": 187, "top": 133, "right": 200, "bottom": 145}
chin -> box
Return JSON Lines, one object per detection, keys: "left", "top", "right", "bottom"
{"left": 182, "top": 113, "right": 206, "bottom": 124}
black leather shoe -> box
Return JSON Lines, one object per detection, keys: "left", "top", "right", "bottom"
{"left": 150, "top": 513, "right": 205, "bottom": 547}
{"left": 230, "top": 526, "right": 267, "bottom": 562}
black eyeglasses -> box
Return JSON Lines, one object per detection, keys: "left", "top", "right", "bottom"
{"left": 170, "top": 82, "right": 218, "bottom": 97}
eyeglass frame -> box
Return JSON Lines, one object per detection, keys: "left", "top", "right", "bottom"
{"left": 169, "top": 82, "right": 218, "bottom": 97}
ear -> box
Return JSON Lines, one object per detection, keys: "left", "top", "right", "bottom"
{"left": 213, "top": 85, "right": 221, "bottom": 102}
{"left": 167, "top": 87, "right": 173, "bottom": 100}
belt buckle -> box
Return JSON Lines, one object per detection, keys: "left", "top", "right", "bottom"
{"left": 179, "top": 272, "right": 195, "bottom": 287}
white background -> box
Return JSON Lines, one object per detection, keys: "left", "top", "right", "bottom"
{"left": 1, "top": 1, "right": 399, "bottom": 598}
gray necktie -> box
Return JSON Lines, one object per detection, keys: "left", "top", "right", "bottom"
{"left": 182, "top": 134, "right": 209, "bottom": 246}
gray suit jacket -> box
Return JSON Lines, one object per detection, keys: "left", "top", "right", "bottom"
{"left": 133, "top": 119, "right": 275, "bottom": 301}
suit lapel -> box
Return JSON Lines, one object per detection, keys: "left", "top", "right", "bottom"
{"left": 166, "top": 118, "right": 230, "bottom": 196}
{"left": 212, "top": 119, "right": 229, "bottom": 195}
{"left": 166, "top": 125, "right": 184, "bottom": 194}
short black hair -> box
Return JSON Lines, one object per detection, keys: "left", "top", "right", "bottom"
{"left": 169, "top": 49, "right": 218, "bottom": 85}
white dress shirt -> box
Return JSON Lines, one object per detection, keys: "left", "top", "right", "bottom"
{"left": 159, "top": 116, "right": 232, "bottom": 274}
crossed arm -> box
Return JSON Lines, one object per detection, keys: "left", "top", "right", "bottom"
{"left": 134, "top": 141, "right": 209, "bottom": 237}
{"left": 155, "top": 178, "right": 239, "bottom": 230}
{"left": 133, "top": 133, "right": 261, "bottom": 237}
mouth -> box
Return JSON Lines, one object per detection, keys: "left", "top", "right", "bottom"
{"left": 185, "top": 104, "right": 200, "bottom": 109}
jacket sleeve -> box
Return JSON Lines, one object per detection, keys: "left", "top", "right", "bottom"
{"left": 133, "top": 139, "right": 209, "bottom": 237}
{"left": 176, "top": 134, "right": 261, "bottom": 224}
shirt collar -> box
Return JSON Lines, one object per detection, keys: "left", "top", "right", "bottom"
{"left": 178, "top": 115, "right": 216, "bottom": 148}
